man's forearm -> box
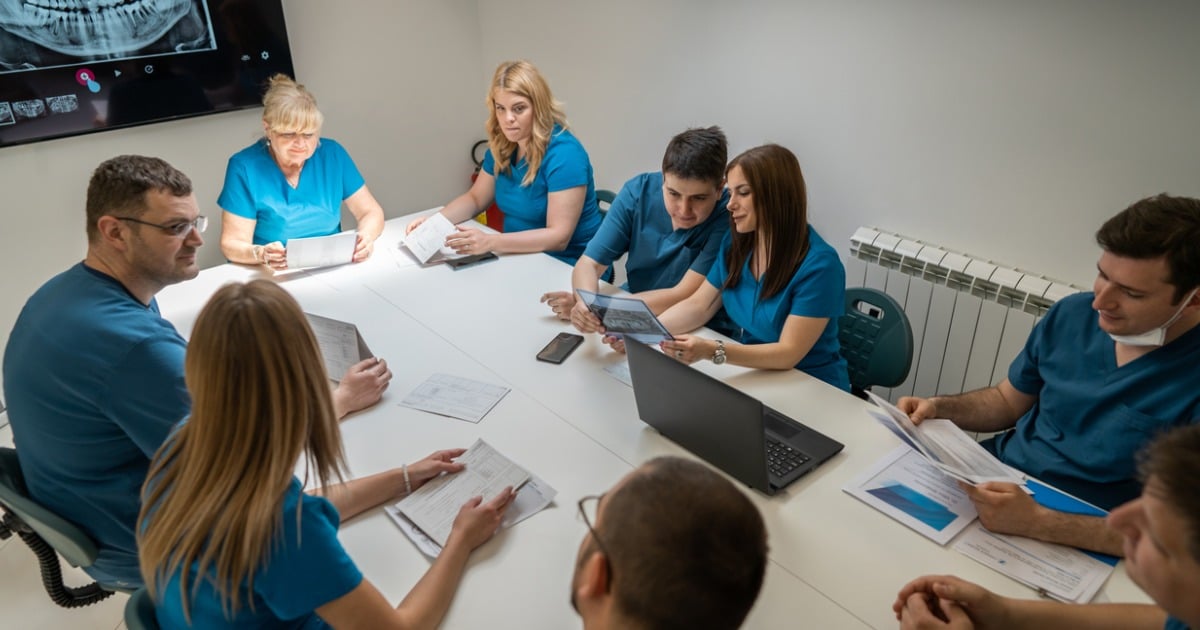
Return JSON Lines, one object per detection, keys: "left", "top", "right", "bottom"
{"left": 932, "top": 387, "right": 1022, "bottom": 432}
{"left": 1027, "top": 511, "right": 1125, "bottom": 557}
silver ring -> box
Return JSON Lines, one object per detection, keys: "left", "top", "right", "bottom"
{"left": 675, "top": 350, "right": 684, "bottom": 359}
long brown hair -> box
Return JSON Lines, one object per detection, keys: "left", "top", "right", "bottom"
{"left": 722, "top": 144, "right": 810, "bottom": 300}
{"left": 484, "top": 60, "right": 568, "bottom": 186}
{"left": 137, "top": 280, "right": 345, "bottom": 621}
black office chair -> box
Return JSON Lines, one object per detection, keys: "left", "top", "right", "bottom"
{"left": 839, "top": 287, "right": 914, "bottom": 399}
{"left": 596, "top": 188, "right": 617, "bottom": 218}
{"left": 125, "top": 587, "right": 159, "bottom": 630}
{"left": 0, "top": 446, "right": 123, "bottom": 607}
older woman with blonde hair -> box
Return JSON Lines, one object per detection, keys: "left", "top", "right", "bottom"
{"left": 219, "top": 74, "right": 386, "bottom": 269}
{"left": 137, "top": 280, "right": 514, "bottom": 628}
{"left": 407, "top": 60, "right": 602, "bottom": 265}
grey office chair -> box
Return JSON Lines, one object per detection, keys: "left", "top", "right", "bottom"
{"left": 0, "top": 446, "right": 122, "bottom": 607}
{"left": 839, "top": 287, "right": 914, "bottom": 399}
{"left": 125, "top": 587, "right": 159, "bottom": 630}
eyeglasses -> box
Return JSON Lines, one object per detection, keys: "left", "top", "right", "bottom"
{"left": 114, "top": 215, "right": 207, "bottom": 237}
{"left": 272, "top": 131, "right": 317, "bottom": 144}
{"left": 577, "top": 494, "right": 613, "bottom": 587}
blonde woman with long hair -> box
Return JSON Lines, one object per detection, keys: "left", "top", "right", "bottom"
{"left": 406, "top": 60, "right": 602, "bottom": 265}
{"left": 137, "top": 280, "right": 514, "bottom": 628}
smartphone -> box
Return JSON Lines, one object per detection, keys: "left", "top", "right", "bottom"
{"left": 446, "top": 252, "right": 498, "bottom": 270}
{"left": 536, "top": 332, "right": 584, "bottom": 364}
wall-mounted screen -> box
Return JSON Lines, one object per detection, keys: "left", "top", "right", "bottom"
{"left": 0, "top": 0, "right": 294, "bottom": 148}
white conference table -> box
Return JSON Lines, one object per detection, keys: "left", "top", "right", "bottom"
{"left": 158, "top": 216, "right": 1150, "bottom": 629}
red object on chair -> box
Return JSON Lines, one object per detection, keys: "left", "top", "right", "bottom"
{"left": 471, "top": 140, "right": 503, "bottom": 231}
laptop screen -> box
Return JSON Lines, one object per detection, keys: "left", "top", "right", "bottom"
{"left": 625, "top": 341, "right": 770, "bottom": 491}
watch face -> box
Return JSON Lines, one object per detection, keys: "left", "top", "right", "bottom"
{"left": 713, "top": 354, "right": 726, "bottom": 365}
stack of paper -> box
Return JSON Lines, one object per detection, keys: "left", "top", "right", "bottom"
{"left": 400, "top": 374, "right": 510, "bottom": 423}
{"left": 287, "top": 232, "right": 357, "bottom": 269}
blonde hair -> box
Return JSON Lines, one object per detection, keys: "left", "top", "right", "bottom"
{"left": 262, "top": 73, "right": 324, "bottom": 134}
{"left": 484, "top": 60, "right": 568, "bottom": 186}
{"left": 137, "top": 280, "right": 345, "bottom": 622}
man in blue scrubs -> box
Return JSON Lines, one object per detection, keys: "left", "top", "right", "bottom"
{"left": 900, "top": 194, "right": 1200, "bottom": 557}
{"left": 541, "top": 126, "right": 732, "bottom": 334}
{"left": 2, "top": 156, "right": 390, "bottom": 588}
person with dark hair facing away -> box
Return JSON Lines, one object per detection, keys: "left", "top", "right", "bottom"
{"left": 648, "top": 143, "right": 850, "bottom": 391}
{"left": 540, "top": 126, "right": 734, "bottom": 335}
{"left": 894, "top": 423, "right": 1200, "bottom": 630}
{"left": 571, "top": 456, "right": 768, "bottom": 630}
{"left": 139, "top": 280, "right": 514, "bottom": 628}
{"left": 2, "top": 155, "right": 390, "bottom": 589}
{"left": 898, "top": 194, "right": 1200, "bottom": 557}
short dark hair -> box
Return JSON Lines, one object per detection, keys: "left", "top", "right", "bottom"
{"left": 1139, "top": 425, "right": 1200, "bottom": 562}
{"left": 600, "top": 457, "right": 767, "bottom": 630}
{"left": 1095, "top": 194, "right": 1200, "bottom": 303}
{"left": 661, "top": 126, "right": 728, "bottom": 186}
{"left": 86, "top": 155, "right": 193, "bottom": 243}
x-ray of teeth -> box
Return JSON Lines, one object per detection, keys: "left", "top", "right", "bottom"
{"left": 0, "top": 0, "right": 215, "bottom": 73}
{"left": 0, "top": 102, "right": 13, "bottom": 124}
{"left": 12, "top": 98, "right": 45, "bottom": 119}
{"left": 46, "top": 94, "right": 78, "bottom": 114}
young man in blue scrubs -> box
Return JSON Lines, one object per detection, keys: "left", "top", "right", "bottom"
{"left": 2, "top": 156, "right": 390, "bottom": 588}
{"left": 541, "top": 126, "right": 732, "bottom": 334}
{"left": 900, "top": 194, "right": 1200, "bottom": 557}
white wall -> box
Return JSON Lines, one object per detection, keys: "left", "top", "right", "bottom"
{"left": 478, "top": 0, "right": 1200, "bottom": 288}
{"left": 0, "top": 0, "right": 483, "bottom": 360}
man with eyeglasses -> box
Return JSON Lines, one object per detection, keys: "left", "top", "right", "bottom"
{"left": 2, "top": 155, "right": 390, "bottom": 589}
{"left": 571, "top": 456, "right": 768, "bottom": 630}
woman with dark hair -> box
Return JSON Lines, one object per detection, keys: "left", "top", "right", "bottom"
{"left": 651, "top": 143, "right": 850, "bottom": 391}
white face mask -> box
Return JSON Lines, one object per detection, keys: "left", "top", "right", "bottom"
{"left": 1107, "top": 288, "right": 1199, "bottom": 347}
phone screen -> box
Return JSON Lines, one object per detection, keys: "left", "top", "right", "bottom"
{"left": 537, "top": 332, "right": 584, "bottom": 364}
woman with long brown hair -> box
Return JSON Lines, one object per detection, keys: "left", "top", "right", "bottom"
{"left": 653, "top": 144, "right": 850, "bottom": 391}
{"left": 137, "top": 280, "right": 513, "bottom": 628}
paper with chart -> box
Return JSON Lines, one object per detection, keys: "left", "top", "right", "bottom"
{"left": 865, "top": 391, "right": 1025, "bottom": 485}
{"left": 843, "top": 445, "right": 978, "bottom": 545}
{"left": 286, "top": 231, "right": 357, "bottom": 269}
{"left": 576, "top": 289, "right": 673, "bottom": 344}
{"left": 399, "top": 373, "right": 510, "bottom": 423}
{"left": 305, "top": 313, "right": 373, "bottom": 382}
{"left": 387, "top": 471, "right": 557, "bottom": 558}
{"left": 402, "top": 212, "right": 466, "bottom": 263}
{"left": 953, "top": 522, "right": 1115, "bottom": 603}
{"left": 393, "top": 439, "right": 533, "bottom": 547}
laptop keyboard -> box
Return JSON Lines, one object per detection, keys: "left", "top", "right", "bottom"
{"left": 766, "top": 437, "right": 811, "bottom": 478}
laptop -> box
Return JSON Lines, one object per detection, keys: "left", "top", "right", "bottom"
{"left": 625, "top": 340, "right": 844, "bottom": 495}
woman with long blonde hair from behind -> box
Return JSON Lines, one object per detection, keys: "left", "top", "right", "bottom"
{"left": 138, "top": 280, "right": 514, "bottom": 628}
{"left": 406, "top": 59, "right": 602, "bottom": 265}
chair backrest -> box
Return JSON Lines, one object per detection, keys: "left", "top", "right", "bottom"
{"left": 839, "top": 287, "right": 914, "bottom": 394}
{"left": 596, "top": 189, "right": 616, "bottom": 218}
{"left": 0, "top": 447, "right": 99, "bottom": 569}
{"left": 125, "top": 587, "right": 160, "bottom": 630}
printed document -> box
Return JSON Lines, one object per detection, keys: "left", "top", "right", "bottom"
{"left": 399, "top": 373, "right": 510, "bottom": 423}
{"left": 402, "top": 213, "right": 464, "bottom": 263}
{"left": 843, "top": 446, "right": 978, "bottom": 545}
{"left": 387, "top": 472, "right": 557, "bottom": 558}
{"left": 305, "top": 313, "right": 372, "bottom": 382}
{"left": 286, "top": 231, "right": 357, "bottom": 269}
{"left": 392, "top": 439, "right": 532, "bottom": 547}
{"left": 576, "top": 289, "right": 673, "bottom": 344}
{"left": 865, "top": 391, "right": 1024, "bottom": 485}
{"left": 954, "top": 523, "right": 1115, "bottom": 603}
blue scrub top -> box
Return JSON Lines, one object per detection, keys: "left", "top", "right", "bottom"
{"left": 482, "top": 125, "right": 601, "bottom": 265}
{"left": 584, "top": 171, "right": 729, "bottom": 293}
{"left": 985, "top": 292, "right": 1200, "bottom": 510}
{"left": 705, "top": 227, "right": 850, "bottom": 391}
{"left": 218, "top": 138, "right": 365, "bottom": 246}
{"left": 155, "top": 478, "right": 363, "bottom": 628}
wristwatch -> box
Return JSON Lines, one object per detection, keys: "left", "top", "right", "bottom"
{"left": 712, "top": 340, "right": 727, "bottom": 365}
{"left": 252, "top": 244, "right": 266, "bottom": 264}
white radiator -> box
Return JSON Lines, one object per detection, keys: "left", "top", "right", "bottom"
{"left": 846, "top": 227, "right": 1085, "bottom": 404}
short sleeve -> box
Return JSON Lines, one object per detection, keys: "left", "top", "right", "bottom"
{"left": 482, "top": 149, "right": 496, "bottom": 176}
{"left": 100, "top": 333, "right": 189, "bottom": 457}
{"left": 217, "top": 155, "right": 256, "bottom": 219}
{"left": 1008, "top": 305, "right": 1053, "bottom": 396}
{"left": 258, "top": 490, "right": 363, "bottom": 620}
{"left": 787, "top": 247, "right": 845, "bottom": 319}
{"left": 706, "top": 232, "right": 734, "bottom": 288}
{"left": 582, "top": 178, "right": 640, "bottom": 265}
{"left": 328, "top": 140, "right": 366, "bottom": 200}
{"left": 541, "top": 135, "right": 590, "bottom": 193}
